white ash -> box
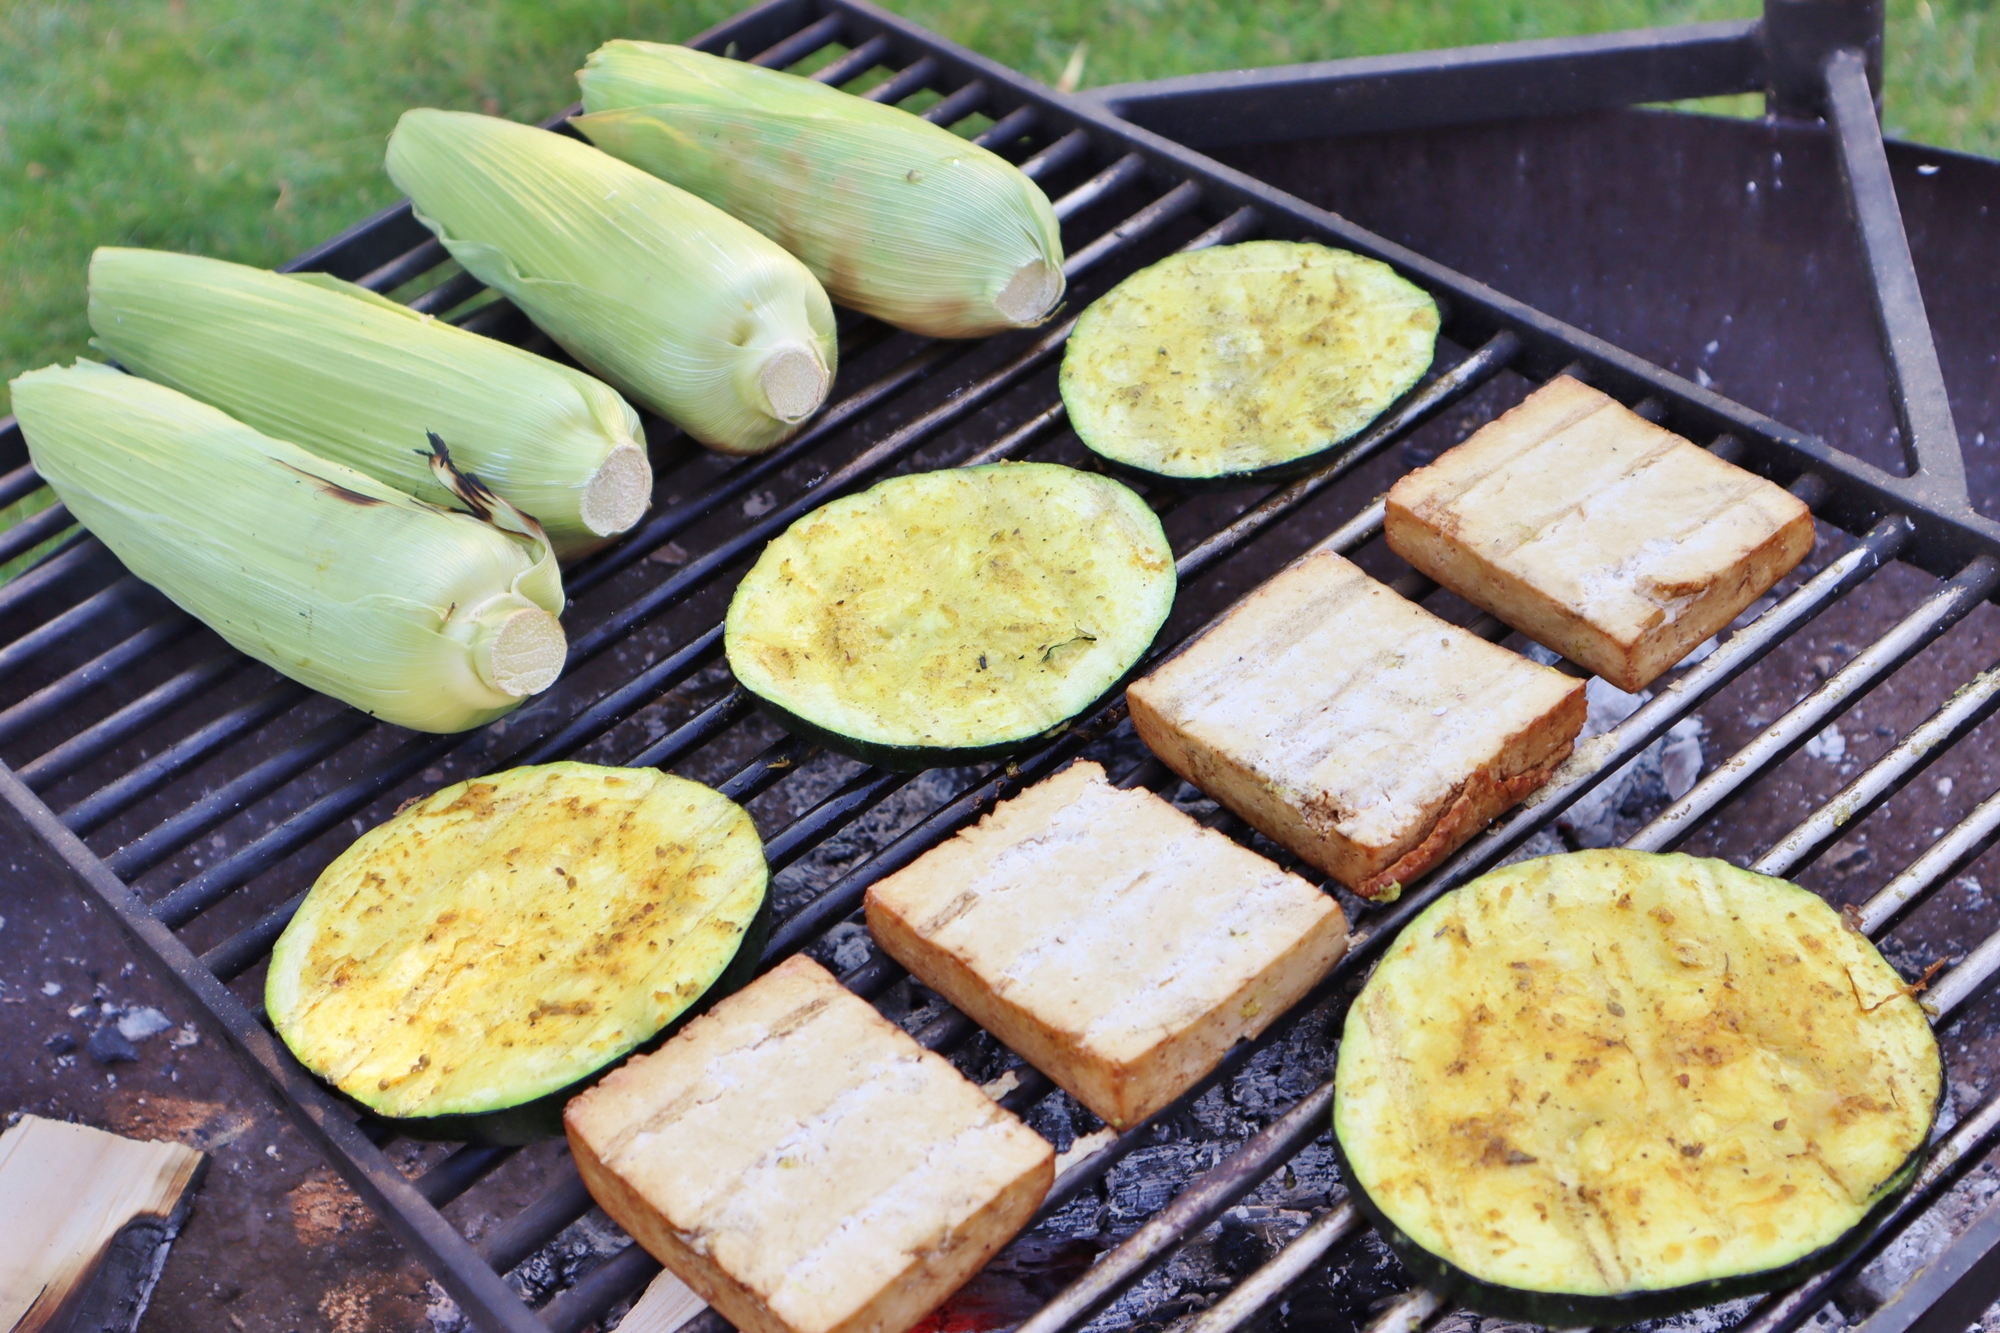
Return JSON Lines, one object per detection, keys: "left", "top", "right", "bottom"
{"left": 1550, "top": 676, "right": 1707, "bottom": 849}
{"left": 817, "top": 921, "right": 873, "bottom": 975}
{"left": 1853, "top": 1160, "right": 2000, "bottom": 1311}
{"left": 423, "top": 1280, "right": 468, "bottom": 1333}
{"left": 1805, "top": 723, "right": 1848, "bottom": 763}
{"left": 116, "top": 1007, "right": 174, "bottom": 1042}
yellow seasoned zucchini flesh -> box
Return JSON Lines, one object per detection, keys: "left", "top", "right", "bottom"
{"left": 1334, "top": 849, "right": 1941, "bottom": 1324}
{"left": 267, "top": 763, "right": 767, "bottom": 1141}
{"left": 724, "top": 463, "right": 1175, "bottom": 770}
{"left": 1060, "top": 241, "right": 1439, "bottom": 487}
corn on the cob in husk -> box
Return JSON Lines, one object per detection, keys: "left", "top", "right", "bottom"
{"left": 574, "top": 41, "right": 1066, "bottom": 340}
{"left": 385, "top": 109, "right": 837, "bottom": 457}
{"left": 87, "top": 247, "right": 649, "bottom": 559}
{"left": 10, "top": 361, "right": 566, "bottom": 734}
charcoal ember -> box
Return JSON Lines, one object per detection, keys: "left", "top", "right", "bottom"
{"left": 808, "top": 920, "right": 872, "bottom": 975}
{"left": 771, "top": 768, "right": 975, "bottom": 918}
{"left": 1222, "top": 1005, "right": 1339, "bottom": 1119}
{"left": 1030, "top": 1179, "right": 1111, "bottom": 1242}
{"left": 1267, "top": 1224, "right": 1413, "bottom": 1332}
{"left": 1107, "top": 1144, "right": 1217, "bottom": 1231}
{"left": 503, "top": 1210, "right": 630, "bottom": 1306}
{"left": 86, "top": 1025, "right": 139, "bottom": 1065}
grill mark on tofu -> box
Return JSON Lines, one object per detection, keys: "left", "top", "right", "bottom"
{"left": 1130, "top": 551, "right": 1582, "bottom": 896}
{"left": 1385, "top": 376, "right": 1812, "bottom": 692}
{"left": 868, "top": 761, "right": 1346, "bottom": 1126}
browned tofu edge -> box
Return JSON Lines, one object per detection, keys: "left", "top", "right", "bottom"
{"left": 1384, "top": 395, "right": 1816, "bottom": 692}
{"left": 866, "top": 798, "right": 1349, "bottom": 1128}
{"left": 563, "top": 956, "right": 1056, "bottom": 1333}
{"left": 1125, "top": 562, "right": 1588, "bottom": 902}
{"left": 1129, "top": 680, "right": 1582, "bottom": 901}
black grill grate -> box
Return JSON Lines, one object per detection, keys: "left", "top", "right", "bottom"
{"left": 4, "top": 1, "right": 2000, "bottom": 1331}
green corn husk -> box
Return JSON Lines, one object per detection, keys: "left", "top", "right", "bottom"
{"left": 87, "top": 247, "right": 650, "bottom": 559}
{"left": 574, "top": 41, "right": 1066, "bottom": 340}
{"left": 385, "top": 109, "right": 837, "bottom": 457}
{"left": 10, "top": 361, "right": 567, "bottom": 734}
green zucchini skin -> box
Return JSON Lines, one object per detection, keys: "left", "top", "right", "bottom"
{"left": 1329, "top": 1103, "right": 1932, "bottom": 1324}
{"left": 738, "top": 662, "right": 1149, "bottom": 773}
{"left": 346, "top": 888, "right": 772, "bottom": 1146}
{"left": 1080, "top": 391, "right": 1419, "bottom": 495}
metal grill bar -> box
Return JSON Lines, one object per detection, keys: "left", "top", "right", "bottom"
{"left": 542, "top": 1245, "right": 662, "bottom": 1333}
{"left": 1084, "top": 18, "right": 1767, "bottom": 148}
{"left": 475, "top": 1173, "right": 596, "bottom": 1275}
{"left": 861, "top": 54, "right": 937, "bottom": 104}
{"left": 1182, "top": 1204, "right": 1365, "bottom": 1333}
{"left": 810, "top": 34, "right": 891, "bottom": 85}
{"left": 1754, "top": 663, "right": 2000, "bottom": 879}
{"left": 748, "top": 12, "right": 843, "bottom": 69}
{"left": 1017, "top": 129, "right": 1092, "bottom": 183}
{"left": 0, "top": 500, "right": 71, "bottom": 565}
{"left": 417, "top": 1145, "right": 517, "bottom": 1208}
{"left": 151, "top": 731, "right": 457, "bottom": 925}
{"left": 61, "top": 681, "right": 308, "bottom": 836}
{"left": 17, "top": 652, "right": 245, "bottom": 790}
{"left": 0, "top": 576, "right": 147, "bottom": 678}
{"left": 5, "top": 5, "right": 1999, "bottom": 1331}
{"left": 0, "top": 458, "right": 42, "bottom": 509}
{"left": 103, "top": 711, "right": 370, "bottom": 879}
{"left": 1629, "top": 555, "right": 2000, "bottom": 853}
{"left": 1862, "top": 785, "right": 2000, "bottom": 937}
{"left": 0, "top": 537, "right": 101, "bottom": 619}
{"left": 0, "top": 617, "right": 197, "bottom": 747}
{"left": 919, "top": 80, "right": 987, "bottom": 125}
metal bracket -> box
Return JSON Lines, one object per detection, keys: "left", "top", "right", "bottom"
{"left": 1764, "top": 0, "right": 1883, "bottom": 118}
{"left": 1824, "top": 44, "right": 1970, "bottom": 507}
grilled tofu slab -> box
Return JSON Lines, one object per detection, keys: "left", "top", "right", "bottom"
{"left": 566, "top": 956, "right": 1053, "bottom": 1333}
{"left": 1386, "top": 377, "right": 1813, "bottom": 692}
{"left": 867, "top": 760, "right": 1347, "bottom": 1128}
{"left": 1128, "top": 550, "right": 1585, "bottom": 900}
{"left": 1334, "top": 850, "right": 1942, "bottom": 1324}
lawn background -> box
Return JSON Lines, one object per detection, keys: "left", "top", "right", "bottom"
{"left": 2, "top": 0, "right": 1993, "bottom": 426}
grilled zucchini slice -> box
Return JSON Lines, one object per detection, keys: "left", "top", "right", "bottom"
{"left": 267, "top": 762, "right": 768, "bottom": 1144}
{"left": 724, "top": 462, "right": 1175, "bottom": 770}
{"left": 1334, "top": 849, "right": 1941, "bottom": 1324}
{"left": 1060, "top": 240, "right": 1438, "bottom": 489}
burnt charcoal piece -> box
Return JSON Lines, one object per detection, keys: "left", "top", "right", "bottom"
{"left": 86, "top": 1025, "right": 139, "bottom": 1065}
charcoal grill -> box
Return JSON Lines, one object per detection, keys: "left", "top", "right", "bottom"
{"left": 4, "top": 0, "right": 2000, "bottom": 1330}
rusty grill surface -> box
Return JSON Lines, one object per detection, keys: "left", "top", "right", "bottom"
{"left": 4, "top": 2, "right": 2000, "bottom": 1331}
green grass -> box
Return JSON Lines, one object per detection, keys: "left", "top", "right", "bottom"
{"left": 2, "top": 0, "right": 1994, "bottom": 425}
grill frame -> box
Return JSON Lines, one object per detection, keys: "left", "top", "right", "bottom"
{"left": 3, "top": 0, "right": 1999, "bottom": 1330}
